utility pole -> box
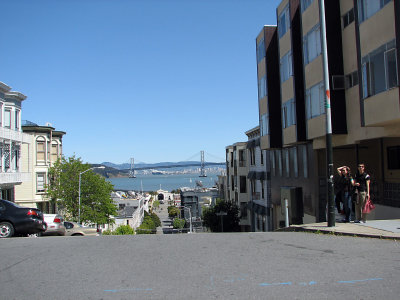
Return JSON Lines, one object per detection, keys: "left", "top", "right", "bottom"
{"left": 319, "top": 0, "right": 335, "bottom": 227}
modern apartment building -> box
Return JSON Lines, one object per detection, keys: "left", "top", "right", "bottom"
{"left": 225, "top": 142, "right": 251, "bottom": 231}
{"left": 245, "top": 126, "right": 271, "bottom": 232}
{"left": 14, "top": 121, "right": 65, "bottom": 212}
{"left": 257, "top": 0, "right": 400, "bottom": 229}
{"left": 0, "top": 82, "right": 31, "bottom": 201}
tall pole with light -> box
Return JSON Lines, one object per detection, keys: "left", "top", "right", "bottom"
{"left": 78, "top": 166, "right": 105, "bottom": 224}
{"left": 319, "top": 0, "right": 335, "bottom": 227}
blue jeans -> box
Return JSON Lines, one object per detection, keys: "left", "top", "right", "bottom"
{"left": 342, "top": 192, "right": 353, "bottom": 221}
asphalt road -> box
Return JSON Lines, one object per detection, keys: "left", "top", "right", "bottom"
{"left": 1, "top": 232, "right": 399, "bottom": 300}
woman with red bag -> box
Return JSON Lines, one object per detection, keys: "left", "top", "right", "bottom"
{"left": 353, "top": 163, "right": 370, "bottom": 223}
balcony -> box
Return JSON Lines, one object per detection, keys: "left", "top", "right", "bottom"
{"left": 0, "top": 172, "right": 31, "bottom": 185}
{"left": 0, "top": 127, "right": 31, "bottom": 143}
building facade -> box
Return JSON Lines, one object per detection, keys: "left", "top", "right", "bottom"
{"left": 14, "top": 121, "right": 65, "bottom": 212}
{"left": 256, "top": 0, "right": 400, "bottom": 229}
{"left": 0, "top": 82, "right": 31, "bottom": 202}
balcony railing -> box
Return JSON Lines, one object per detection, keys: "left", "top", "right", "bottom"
{"left": 0, "top": 127, "right": 31, "bottom": 143}
{"left": 0, "top": 172, "right": 31, "bottom": 184}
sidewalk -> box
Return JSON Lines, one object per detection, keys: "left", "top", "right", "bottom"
{"left": 284, "top": 219, "right": 400, "bottom": 240}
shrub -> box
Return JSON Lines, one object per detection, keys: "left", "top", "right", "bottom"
{"left": 173, "top": 218, "right": 185, "bottom": 229}
{"left": 114, "top": 225, "right": 135, "bottom": 235}
{"left": 101, "top": 229, "right": 113, "bottom": 235}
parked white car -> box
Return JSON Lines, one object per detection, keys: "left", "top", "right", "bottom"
{"left": 43, "top": 214, "right": 66, "bottom": 236}
{"left": 64, "top": 221, "right": 98, "bottom": 236}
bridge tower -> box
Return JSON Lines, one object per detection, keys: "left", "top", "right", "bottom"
{"left": 199, "top": 150, "right": 207, "bottom": 177}
{"left": 129, "top": 157, "right": 136, "bottom": 178}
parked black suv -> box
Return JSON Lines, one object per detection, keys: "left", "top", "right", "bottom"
{"left": 0, "top": 199, "right": 47, "bottom": 238}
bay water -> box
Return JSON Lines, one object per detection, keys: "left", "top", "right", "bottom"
{"left": 106, "top": 173, "right": 220, "bottom": 192}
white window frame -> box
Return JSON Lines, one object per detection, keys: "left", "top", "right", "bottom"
{"left": 280, "top": 51, "right": 293, "bottom": 83}
{"left": 303, "top": 24, "right": 321, "bottom": 65}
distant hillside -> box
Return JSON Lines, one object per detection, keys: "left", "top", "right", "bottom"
{"left": 94, "top": 161, "right": 225, "bottom": 178}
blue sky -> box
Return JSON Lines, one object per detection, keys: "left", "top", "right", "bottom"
{"left": 1, "top": 0, "right": 280, "bottom": 164}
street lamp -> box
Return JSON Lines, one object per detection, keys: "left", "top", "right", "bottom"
{"left": 78, "top": 166, "right": 105, "bottom": 224}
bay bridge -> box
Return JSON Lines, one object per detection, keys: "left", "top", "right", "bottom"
{"left": 128, "top": 151, "right": 225, "bottom": 178}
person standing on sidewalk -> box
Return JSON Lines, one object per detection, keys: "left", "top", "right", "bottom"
{"left": 354, "top": 163, "right": 371, "bottom": 223}
{"left": 336, "top": 166, "right": 353, "bottom": 222}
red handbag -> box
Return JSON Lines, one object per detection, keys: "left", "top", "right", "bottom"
{"left": 363, "top": 198, "right": 375, "bottom": 213}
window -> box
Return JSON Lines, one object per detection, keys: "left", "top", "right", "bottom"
{"left": 362, "top": 40, "right": 398, "bottom": 99}
{"left": 278, "top": 4, "right": 290, "bottom": 38}
{"left": 249, "top": 148, "right": 256, "bottom": 165}
{"left": 301, "top": 0, "right": 313, "bottom": 12}
{"left": 270, "top": 150, "right": 276, "bottom": 176}
{"left": 387, "top": 146, "right": 400, "bottom": 169}
{"left": 231, "top": 176, "right": 234, "bottom": 191}
{"left": 284, "top": 148, "right": 290, "bottom": 177}
{"left": 260, "top": 113, "right": 269, "bottom": 136}
{"left": 303, "top": 24, "right": 321, "bottom": 65}
{"left": 0, "top": 145, "right": 2, "bottom": 170}
{"left": 291, "top": 147, "right": 298, "bottom": 178}
{"left": 358, "top": 0, "right": 391, "bottom": 23}
{"left": 301, "top": 144, "right": 308, "bottom": 178}
{"left": 240, "top": 176, "right": 247, "bottom": 193}
{"left": 261, "top": 150, "right": 264, "bottom": 165}
{"left": 239, "top": 150, "right": 246, "bottom": 167}
{"left": 257, "top": 38, "right": 265, "bottom": 63}
{"left": 280, "top": 51, "right": 293, "bottom": 83}
{"left": 37, "top": 173, "right": 46, "bottom": 193}
{"left": 343, "top": 8, "right": 355, "bottom": 28}
{"left": 4, "top": 109, "right": 11, "bottom": 129}
{"left": 345, "top": 71, "right": 359, "bottom": 89}
{"left": 36, "top": 138, "right": 46, "bottom": 163}
{"left": 12, "top": 145, "right": 19, "bottom": 170}
{"left": 14, "top": 109, "right": 20, "bottom": 130}
{"left": 240, "top": 202, "right": 248, "bottom": 218}
{"left": 0, "top": 102, "right": 2, "bottom": 127}
{"left": 4, "top": 143, "right": 10, "bottom": 170}
{"left": 261, "top": 180, "right": 265, "bottom": 199}
{"left": 51, "top": 143, "right": 59, "bottom": 163}
{"left": 276, "top": 150, "right": 282, "bottom": 176}
{"left": 282, "top": 98, "right": 296, "bottom": 128}
{"left": 306, "top": 81, "right": 325, "bottom": 119}
{"left": 258, "top": 74, "right": 267, "bottom": 99}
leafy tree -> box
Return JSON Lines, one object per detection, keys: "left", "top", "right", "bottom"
{"left": 46, "top": 155, "right": 117, "bottom": 225}
{"left": 153, "top": 200, "right": 160, "bottom": 209}
{"left": 168, "top": 206, "right": 180, "bottom": 218}
{"left": 202, "top": 199, "right": 240, "bottom": 232}
{"left": 173, "top": 218, "right": 185, "bottom": 229}
{"left": 136, "top": 214, "right": 157, "bottom": 234}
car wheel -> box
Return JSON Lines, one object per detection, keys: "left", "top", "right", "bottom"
{"left": 72, "top": 233, "right": 84, "bottom": 236}
{"left": 0, "top": 222, "right": 15, "bottom": 238}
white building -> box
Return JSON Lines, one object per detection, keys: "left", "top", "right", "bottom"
{"left": 0, "top": 82, "right": 31, "bottom": 201}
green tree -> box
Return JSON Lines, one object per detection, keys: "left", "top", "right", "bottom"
{"left": 46, "top": 155, "right": 117, "bottom": 225}
{"left": 136, "top": 215, "right": 157, "bottom": 234}
{"left": 202, "top": 199, "right": 240, "bottom": 232}
{"left": 173, "top": 218, "right": 185, "bottom": 229}
{"left": 168, "top": 206, "right": 180, "bottom": 218}
{"left": 153, "top": 200, "right": 160, "bottom": 210}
